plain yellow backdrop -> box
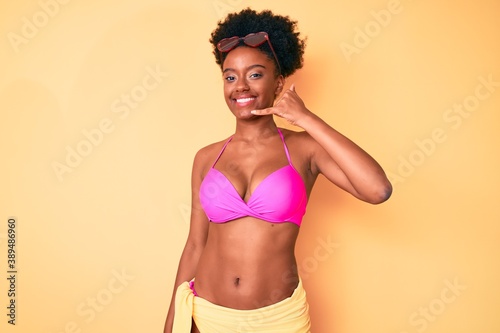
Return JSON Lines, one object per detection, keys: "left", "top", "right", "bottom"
{"left": 1, "top": 0, "right": 499, "bottom": 332}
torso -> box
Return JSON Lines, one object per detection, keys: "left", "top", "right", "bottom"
{"left": 194, "top": 218, "right": 300, "bottom": 309}
{"left": 193, "top": 128, "right": 318, "bottom": 309}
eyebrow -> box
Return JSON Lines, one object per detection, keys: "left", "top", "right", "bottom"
{"left": 222, "top": 64, "right": 267, "bottom": 74}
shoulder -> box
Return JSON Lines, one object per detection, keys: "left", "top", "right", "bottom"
{"left": 279, "top": 127, "right": 318, "bottom": 152}
{"left": 195, "top": 137, "right": 230, "bottom": 162}
{"left": 279, "top": 127, "right": 324, "bottom": 177}
{"left": 280, "top": 127, "right": 312, "bottom": 139}
{"left": 192, "top": 136, "right": 232, "bottom": 175}
{"left": 278, "top": 127, "right": 319, "bottom": 174}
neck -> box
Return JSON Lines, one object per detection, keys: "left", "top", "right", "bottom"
{"left": 233, "top": 116, "right": 278, "bottom": 141}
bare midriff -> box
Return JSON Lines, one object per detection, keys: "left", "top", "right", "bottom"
{"left": 194, "top": 217, "right": 300, "bottom": 310}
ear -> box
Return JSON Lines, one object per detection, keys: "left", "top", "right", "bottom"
{"left": 275, "top": 75, "right": 285, "bottom": 96}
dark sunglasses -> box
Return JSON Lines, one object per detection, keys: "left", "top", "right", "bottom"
{"left": 217, "top": 32, "right": 281, "bottom": 74}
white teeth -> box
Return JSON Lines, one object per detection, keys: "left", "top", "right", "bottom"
{"left": 236, "top": 97, "right": 255, "bottom": 103}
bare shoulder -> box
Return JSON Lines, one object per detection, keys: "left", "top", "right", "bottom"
{"left": 192, "top": 136, "right": 232, "bottom": 176}
{"left": 279, "top": 127, "right": 318, "bottom": 154}
{"left": 279, "top": 127, "right": 320, "bottom": 181}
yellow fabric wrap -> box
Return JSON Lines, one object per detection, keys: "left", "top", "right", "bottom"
{"left": 172, "top": 279, "right": 311, "bottom": 333}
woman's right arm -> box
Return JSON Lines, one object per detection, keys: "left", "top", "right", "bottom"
{"left": 163, "top": 149, "right": 210, "bottom": 333}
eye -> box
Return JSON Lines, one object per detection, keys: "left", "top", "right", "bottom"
{"left": 250, "top": 73, "right": 262, "bottom": 79}
{"left": 224, "top": 75, "right": 236, "bottom": 82}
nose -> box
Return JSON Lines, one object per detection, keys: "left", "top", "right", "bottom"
{"left": 235, "top": 77, "right": 249, "bottom": 92}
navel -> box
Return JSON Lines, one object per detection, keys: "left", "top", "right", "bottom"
{"left": 234, "top": 277, "right": 240, "bottom": 286}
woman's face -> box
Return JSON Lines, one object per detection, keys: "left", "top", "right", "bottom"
{"left": 221, "top": 46, "right": 284, "bottom": 119}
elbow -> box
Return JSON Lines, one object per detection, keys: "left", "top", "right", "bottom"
{"left": 366, "top": 179, "right": 393, "bottom": 205}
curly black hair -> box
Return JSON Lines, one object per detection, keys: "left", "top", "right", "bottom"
{"left": 209, "top": 8, "right": 306, "bottom": 78}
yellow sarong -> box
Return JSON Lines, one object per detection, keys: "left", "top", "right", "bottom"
{"left": 172, "top": 279, "right": 311, "bottom": 333}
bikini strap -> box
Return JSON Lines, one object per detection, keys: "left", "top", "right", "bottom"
{"left": 211, "top": 135, "right": 233, "bottom": 168}
{"left": 277, "top": 128, "right": 292, "bottom": 164}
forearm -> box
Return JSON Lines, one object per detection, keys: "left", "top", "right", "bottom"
{"left": 299, "top": 112, "right": 392, "bottom": 203}
{"left": 163, "top": 243, "right": 203, "bottom": 333}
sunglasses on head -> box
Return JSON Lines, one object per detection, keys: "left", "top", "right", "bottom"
{"left": 217, "top": 32, "right": 281, "bottom": 74}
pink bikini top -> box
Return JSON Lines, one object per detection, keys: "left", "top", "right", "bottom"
{"left": 199, "top": 128, "right": 307, "bottom": 226}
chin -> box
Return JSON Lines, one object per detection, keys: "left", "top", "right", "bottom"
{"left": 227, "top": 105, "right": 253, "bottom": 119}
{"left": 238, "top": 109, "right": 254, "bottom": 118}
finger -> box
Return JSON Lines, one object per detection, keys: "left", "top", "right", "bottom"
{"left": 251, "top": 107, "right": 275, "bottom": 115}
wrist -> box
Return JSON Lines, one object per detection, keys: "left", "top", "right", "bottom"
{"left": 296, "top": 110, "right": 321, "bottom": 131}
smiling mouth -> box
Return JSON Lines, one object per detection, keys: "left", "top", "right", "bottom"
{"left": 235, "top": 97, "right": 256, "bottom": 103}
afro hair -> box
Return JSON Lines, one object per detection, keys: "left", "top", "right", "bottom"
{"left": 209, "top": 8, "right": 306, "bottom": 78}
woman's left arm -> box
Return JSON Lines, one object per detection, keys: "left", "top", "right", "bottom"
{"left": 252, "top": 84, "right": 392, "bottom": 204}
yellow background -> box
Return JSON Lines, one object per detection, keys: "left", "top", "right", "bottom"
{"left": 1, "top": 0, "right": 499, "bottom": 332}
